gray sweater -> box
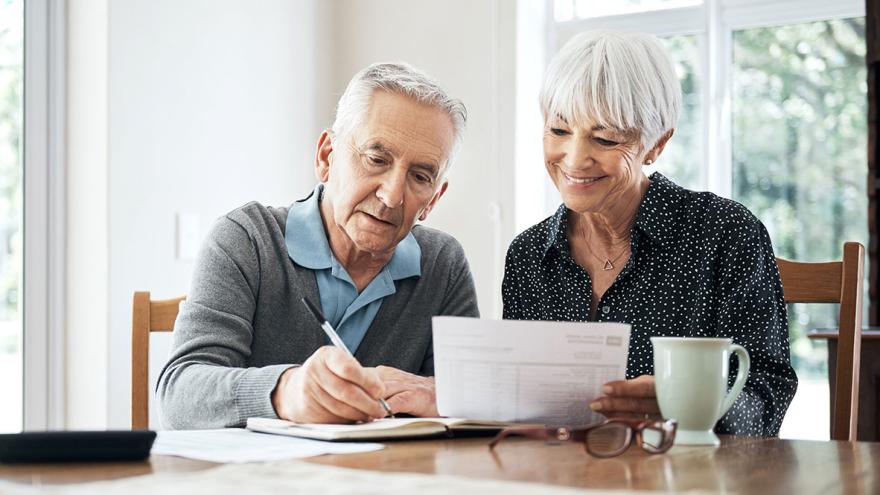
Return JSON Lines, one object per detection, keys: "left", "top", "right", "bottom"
{"left": 157, "top": 200, "right": 479, "bottom": 429}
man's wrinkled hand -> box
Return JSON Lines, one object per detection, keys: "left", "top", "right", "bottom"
{"left": 271, "top": 346, "right": 387, "bottom": 423}
{"left": 376, "top": 366, "right": 439, "bottom": 417}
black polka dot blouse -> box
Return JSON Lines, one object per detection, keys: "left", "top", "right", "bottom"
{"left": 502, "top": 172, "right": 797, "bottom": 437}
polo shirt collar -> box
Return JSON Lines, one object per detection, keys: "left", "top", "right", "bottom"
{"left": 386, "top": 230, "right": 421, "bottom": 280}
{"left": 285, "top": 184, "right": 422, "bottom": 281}
{"left": 286, "top": 185, "right": 333, "bottom": 270}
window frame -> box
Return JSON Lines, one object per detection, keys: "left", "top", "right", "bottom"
{"left": 23, "top": 0, "right": 66, "bottom": 430}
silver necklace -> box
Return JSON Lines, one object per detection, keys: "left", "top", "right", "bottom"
{"left": 579, "top": 223, "right": 630, "bottom": 271}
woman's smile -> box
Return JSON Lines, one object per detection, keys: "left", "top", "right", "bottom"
{"left": 561, "top": 170, "right": 606, "bottom": 188}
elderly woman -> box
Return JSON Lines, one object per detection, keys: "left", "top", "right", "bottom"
{"left": 502, "top": 31, "right": 797, "bottom": 436}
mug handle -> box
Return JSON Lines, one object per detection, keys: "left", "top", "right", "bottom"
{"left": 717, "top": 344, "right": 750, "bottom": 419}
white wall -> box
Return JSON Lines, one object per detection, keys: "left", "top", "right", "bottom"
{"left": 66, "top": 0, "right": 109, "bottom": 429}
{"left": 66, "top": 0, "right": 333, "bottom": 429}
{"left": 66, "top": 0, "right": 518, "bottom": 428}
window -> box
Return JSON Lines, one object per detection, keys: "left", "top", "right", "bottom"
{"left": 732, "top": 17, "right": 867, "bottom": 439}
{"left": 0, "top": 0, "right": 24, "bottom": 433}
{"left": 536, "top": 0, "right": 867, "bottom": 440}
{"left": 655, "top": 34, "right": 703, "bottom": 190}
{"left": 554, "top": 0, "right": 703, "bottom": 22}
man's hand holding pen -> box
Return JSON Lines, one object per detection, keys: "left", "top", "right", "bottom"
{"left": 271, "top": 346, "right": 388, "bottom": 424}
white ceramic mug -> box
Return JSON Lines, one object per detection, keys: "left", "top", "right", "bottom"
{"left": 651, "top": 337, "right": 750, "bottom": 446}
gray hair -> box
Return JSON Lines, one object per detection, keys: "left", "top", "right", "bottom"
{"left": 540, "top": 30, "right": 681, "bottom": 149}
{"left": 332, "top": 62, "right": 467, "bottom": 172}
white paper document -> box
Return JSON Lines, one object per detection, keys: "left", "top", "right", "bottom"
{"left": 433, "top": 317, "right": 631, "bottom": 426}
{"left": 151, "top": 428, "right": 383, "bottom": 463}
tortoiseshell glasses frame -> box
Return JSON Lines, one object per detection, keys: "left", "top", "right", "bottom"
{"left": 488, "top": 417, "right": 678, "bottom": 458}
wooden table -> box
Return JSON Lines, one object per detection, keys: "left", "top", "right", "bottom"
{"left": 1, "top": 435, "right": 878, "bottom": 493}
{"left": 809, "top": 329, "right": 880, "bottom": 441}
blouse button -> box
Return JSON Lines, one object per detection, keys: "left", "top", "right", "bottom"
{"left": 602, "top": 306, "right": 611, "bottom": 315}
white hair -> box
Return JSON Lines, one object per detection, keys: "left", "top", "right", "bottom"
{"left": 332, "top": 62, "right": 467, "bottom": 171}
{"left": 540, "top": 30, "right": 681, "bottom": 149}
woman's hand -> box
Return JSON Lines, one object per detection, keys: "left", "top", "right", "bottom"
{"left": 590, "top": 375, "right": 662, "bottom": 418}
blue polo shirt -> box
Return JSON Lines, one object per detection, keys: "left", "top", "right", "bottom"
{"left": 284, "top": 185, "right": 422, "bottom": 354}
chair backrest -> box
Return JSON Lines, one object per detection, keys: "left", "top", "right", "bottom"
{"left": 131, "top": 291, "right": 186, "bottom": 430}
{"left": 776, "top": 241, "right": 864, "bottom": 441}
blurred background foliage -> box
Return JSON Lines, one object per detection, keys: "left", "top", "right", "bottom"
{"left": 732, "top": 18, "right": 867, "bottom": 379}
{"left": 0, "top": 0, "right": 22, "bottom": 354}
{"left": 656, "top": 18, "right": 866, "bottom": 381}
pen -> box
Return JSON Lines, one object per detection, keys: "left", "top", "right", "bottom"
{"left": 301, "top": 296, "right": 395, "bottom": 419}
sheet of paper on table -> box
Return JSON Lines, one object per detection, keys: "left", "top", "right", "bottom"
{"left": 150, "top": 428, "right": 383, "bottom": 463}
{"left": 433, "top": 316, "right": 631, "bottom": 426}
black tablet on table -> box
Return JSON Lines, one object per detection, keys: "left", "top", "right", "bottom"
{"left": 0, "top": 430, "right": 156, "bottom": 463}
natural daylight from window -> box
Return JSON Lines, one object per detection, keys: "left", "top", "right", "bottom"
{"left": 0, "top": 0, "right": 23, "bottom": 433}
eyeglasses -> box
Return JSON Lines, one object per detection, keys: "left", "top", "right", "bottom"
{"left": 488, "top": 418, "right": 677, "bottom": 458}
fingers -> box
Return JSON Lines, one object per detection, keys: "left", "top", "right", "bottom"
{"left": 589, "top": 375, "right": 659, "bottom": 416}
{"left": 321, "top": 347, "right": 386, "bottom": 400}
{"left": 385, "top": 391, "right": 414, "bottom": 414}
{"left": 385, "top": 388, "right": 439, "bottom": 417}
{"left": 589, "top": 396, "right": 661, "bottom": 415}
{"left": 273, "top": 367, "right": 354, "bottom": 423}
{"left": 377, "top": 366, "right": 419, "bottom": 397}
{"left": 376, "top": 367, "right": 438, "bottom": 417}
{"left": 375, "top": 365, "right": 408, "bottom": 382}
{"left": 380, "top": 379, "right": 409, "bottom": 398}
{"left": 277, "top": 353, "right": 434, "bottom": 423}
{"left": 312, "top": 350, "right": 386, "bottom": 419}
{"left": 601, "top": 375, "right": 656, "bottom": 398}
{"left": 275, "top": 347, "right": 387, "bottom": 423}
{"left": 305, "top": 373, "right": 375, "bottom": 422}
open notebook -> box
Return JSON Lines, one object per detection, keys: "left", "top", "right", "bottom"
{"left": 246, "top": 417, "right": 517, "bottom": 441}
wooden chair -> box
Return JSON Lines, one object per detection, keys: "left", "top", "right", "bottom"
{"left": 131, "top": 291, "right": 186, "bottom": 430}
{"left": 776, "top": 242, "right": 865, "bottom": 441}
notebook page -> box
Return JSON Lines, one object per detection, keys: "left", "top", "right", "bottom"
{"left": 248, "top": 417, "right": 468, "bottom": 433}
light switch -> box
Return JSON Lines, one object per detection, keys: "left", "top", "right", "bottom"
{"left": 176, "top": 213, "right": 201, "bottom": 261}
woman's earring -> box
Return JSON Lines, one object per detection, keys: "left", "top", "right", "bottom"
{"left": 645, "top": 159, "right": 654, "bottom": 165}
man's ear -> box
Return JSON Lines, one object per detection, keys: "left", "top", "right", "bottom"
{"left": 314, "top": 130, "right": 334, "bottom": 182}
{"left": 644, "top": 129, "right": 675, "bottom": 165}
{"left": 418, "top": 180, "right": 449, "bottom": 222}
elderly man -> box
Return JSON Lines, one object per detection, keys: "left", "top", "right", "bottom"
{"left": 157, "top": 62, "right": 478, "bottom": 429}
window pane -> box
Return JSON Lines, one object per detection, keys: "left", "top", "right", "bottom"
{"left": 571, "top": 0, "right": 701, "bottom": 20}
{"left": 732, "top": 18, "right": 867, "bottom": 440}
{"left": 0, "top": 0, "right": 23, "bottom": 433}
{"left": 655, "top": 34, "right": 703, "bottom": 190}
